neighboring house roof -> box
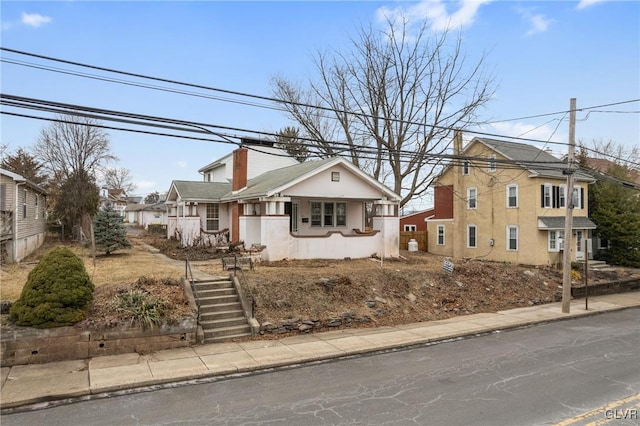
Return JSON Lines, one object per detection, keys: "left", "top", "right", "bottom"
{"left": 473, "top": 138, "right": 594, "bottom": 181}
{"left": 0, "top": 168, "right": 48, "bottom": 194}
{"left": 537, "top": 216, "right": 597, "bottom": 230}
{"left": 197, "top": 144, "right": 294, "bottom": 174}
{"left": 224, "top": 156, "right": 400, "bottom": 202}
{"left": 581, "top": 157, "right": 640, "bottom": 186}
{"left": 400, "top": 208, "right": 435, "bottom": 220}
{"left": 167, "top": 181, "right": 232, "bottom": 202}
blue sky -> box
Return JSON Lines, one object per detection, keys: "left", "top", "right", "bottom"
{"left": 1, "top": 1, "right": 638, "bottom": 205}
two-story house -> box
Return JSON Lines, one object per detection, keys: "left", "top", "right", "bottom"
{"left": 426, "top": 135, "right": 596, "bottom": 267}
{"left": 0, "top": 168, "right": 48, "bottom": 263}
{"left": 165, "top": 140, "right": 401, "bottom": 261}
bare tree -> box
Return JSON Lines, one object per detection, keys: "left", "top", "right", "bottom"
{"left": 33, "top": 114, "right": 116, "bottom": 236}
{"left": 578, "top": 138, "right": 639, "bottom": 168}
{"left": 102, "top": 167, "right": 136, "bottom": 194}
{"left": 272, "top": 16, "right": 495, "bottom": 207}
{"left": 34, "top": 114, "right": 116, "bottom": 182}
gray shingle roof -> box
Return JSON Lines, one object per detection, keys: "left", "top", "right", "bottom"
{"left": 171, "top": 181, "right": 231, "bottom": 201}
{"left": 226, "top": 157, "right": 338, "bottom": 200}
{"left": 474, "top": 138, "right": 593, "bottom": 181}
{"left": 537, "top": 216, "right": 597, "bottom": 230}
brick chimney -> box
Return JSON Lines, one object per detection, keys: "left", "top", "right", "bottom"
{"left": 232, "top": 147, "right": 248, "bottom": 191}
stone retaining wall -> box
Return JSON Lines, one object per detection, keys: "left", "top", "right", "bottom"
{"left": 0, "top": 317, "right": 197, "bottom": 367}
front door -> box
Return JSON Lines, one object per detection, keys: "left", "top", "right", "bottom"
{"left": 575, "top": 230, "right": 584, "bottom": 260}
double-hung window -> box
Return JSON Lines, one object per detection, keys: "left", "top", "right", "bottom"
{"left": 558, "top": 185, "right": 566, "bottom": 208}
{"left": 507, "top": 226, "right": 518, "bottom": 251}
{"left": 206, "top": 204, "right": 219, "bottom": 231}
{"left": 437, "top": 225, "right": 445, "bottom": 246}
{"left": 467, "top": 187, "right": 477, "bottom": 210}
{"left": 22, "top": 189, "right": 27, "bottom": 219}
{"left": 311, "top": 201, "right": 347, "bottom": 227}
{"left": 462, "top": 161, "right": 470, "bottom": 175}
{"left": 467, "top": 224, "right": 477, "bottom": 248}
{"left": 506, "top": 184, "right": 518, "bottom": 208}
{"left": 543, "top": 184, "right": 552, "bottom": 208}
{"left": 404, "top": 224, "right": 417, "bottom": 232}
{"left": 488, "top": 155, "right": 496, "bottom": 172}
{"left": 548, "top": 230, "right": 565, "bottom": 252}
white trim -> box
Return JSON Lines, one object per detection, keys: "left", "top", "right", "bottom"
{"left": 437, "top": 224, "right": 445, "bottom": 246}
{"left": 506, "top": 225, "right": 518, "bottom": 251}
{"left": 506, "top": 184, "right": 518, "bottom": 208}
{"left": 467, "top": 187, "right": 477, "bottom": 210}
{"left": 467, "top": 224, "right": 477, "bottom": 248}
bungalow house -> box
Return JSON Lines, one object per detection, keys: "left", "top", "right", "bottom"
{"left": 124, "top": 202, "right": 168, "bottom": 230}
{"left": 165, "top": 143, "right": 401, "bottom": 261}
{"left": 0, "top": 168, "right": 48, "bottom": 263}
{"left": 426, "top": 135, "right": 596, "bottom": 267}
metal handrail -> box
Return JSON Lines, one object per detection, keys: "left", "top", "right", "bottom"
{"left": 185, "top": 255, "right": 201, "bottom": 322}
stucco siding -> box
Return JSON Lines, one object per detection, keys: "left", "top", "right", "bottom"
{"left": 284, "top": 165, "right": 385, "bottom": 199}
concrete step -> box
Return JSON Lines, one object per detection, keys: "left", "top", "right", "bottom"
{"left": 195, "top": 288, "right": 237, "bottom": 297}
{"left": 204, "top": 331, "right": 253, "bottom": 344}
{"left": 198, "top": 294, "right": 239, "bottom": 305}
{"left": 201, "top": 317, "right": 249, "bottom": 329}
{"left": 200, "top": 309, "right": 245, "bottom": 321}
{"left": 198, "top": 301, "right": 243, "bottom": 314}
{"left": 203, "top": 324, "right": 252, "bottom": 339}
{"left": 192, "top": 280, "right": 233, "bottom": 291}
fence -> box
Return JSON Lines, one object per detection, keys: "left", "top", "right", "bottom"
{"left": 400, "top": 230, "right": 428, "bottom": 251}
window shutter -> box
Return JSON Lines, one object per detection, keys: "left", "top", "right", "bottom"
{"left": 580, "top": 188, "right": 584, "bottom": 209}
{"left": 553, "top": 186, "right": 559, "bottom": 208}
{"left": 540, "top": 185, "right": 545, "bottom": 207}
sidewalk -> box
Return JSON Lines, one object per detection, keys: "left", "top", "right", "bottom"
{"left": 2, "top": 292, "right": 639, "bottom": 411}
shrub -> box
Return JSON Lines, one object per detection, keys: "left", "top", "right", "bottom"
{"left": 9, "top": 247, "right": 95, "bottom": 328}
{"left": 115, "top": 289, "right": 166, "bottom": 329}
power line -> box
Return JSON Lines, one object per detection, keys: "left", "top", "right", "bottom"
{"left": 3, "top": 47, "right": 637, "bottom": 149}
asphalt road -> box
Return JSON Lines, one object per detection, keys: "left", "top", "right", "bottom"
{"left": 2, "top": 309, "right": 639, "bottom": 425}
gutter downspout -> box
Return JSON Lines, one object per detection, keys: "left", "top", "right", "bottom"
{"left": 14, "top": 181, "right": 25, "bottom": 262}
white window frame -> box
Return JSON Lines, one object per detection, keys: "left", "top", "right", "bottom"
{"left": 507, "top": 225, "right": 518, "bottom": 251}
{"left": 206, "top": 203, "right": 219, "bottom": 231}
{"left": 543, "top": 184, "right": 553, "bottom": 208}
{"left": 462, "top": 160, "right": 470, "bottom": 175}
{"left": 558, "top": 185, "right": 566, "bottom": 208}
{"left": 437, "top": 225, "right": 445, "bottom": 246}
{"left": 506, "top": 184, "right": 518, "bottom": 208}
{"left": 548, "top": 230, "right": 565, "bottom": 252}
{"left": 488, "top": 155, "right": 497, "bottom": 172}
{"left": 291, "top": 202, "right": 299, "bottom": 233}
{"left": 404, "top": 224, "right": 417, "bottom": 232}
{"left": 572, "top": 185, "right": 582, "bottom": 209}
{"left": 311, "top": 201, "right": 347, "bottom": 228}
{"left": 22, "top": 189, "right": 27, "bottom": 219}
{"left": 467, "top": 224, "right": 477, "bottom": 248}
{"left": 35, "top": 194, "right": 39, "bottom": 219}
{"left": 467, "top": 187, "right": 477, "bottom": 210}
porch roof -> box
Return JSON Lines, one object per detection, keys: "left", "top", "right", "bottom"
{"left": 169, "top": 180, "right": 231, "bottom": 202}
{"left": 537, "top": 216, "right": 597, "bottom": 230}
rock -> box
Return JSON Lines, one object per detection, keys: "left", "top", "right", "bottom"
{"left": 327, "top": 319, "right": 342, "bottom": 327}
{"left": 456, "top": 281, "right": 464, "bottom": 287}
{"left": 524, "top": 270, "right": 535, "bottom": 277}
{"left": 298, "top": 324, "right": 313, "bottom": 332}
{"left": 365, "top": 300, "right": 377, "bottom": 308}
{"left": 407, "top": 293, "right": 417, "bottom": 303}
{"left": 374, "top": 296, "right": 388, "bottom": 304}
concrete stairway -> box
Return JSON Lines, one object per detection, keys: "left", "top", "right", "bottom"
{"left": 581, "top": 260, "right": 615, "bottom": 271}
{"left": 191, "top": 276, "right": 252, "bottom": 343}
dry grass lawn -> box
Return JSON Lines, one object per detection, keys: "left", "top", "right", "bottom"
{"left": 1, "top": 238, "right": 185, "bottom": 302}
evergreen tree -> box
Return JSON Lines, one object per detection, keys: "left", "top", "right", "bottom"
{"left": 590, "top": 164, "right": 640, "bottom": 267}
{"left": 93, "top": 203, "right": 131, "bottom": 255}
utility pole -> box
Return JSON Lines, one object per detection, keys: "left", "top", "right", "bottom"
{"left": 562, "top": 98, "right": 577, "bottom": 313}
